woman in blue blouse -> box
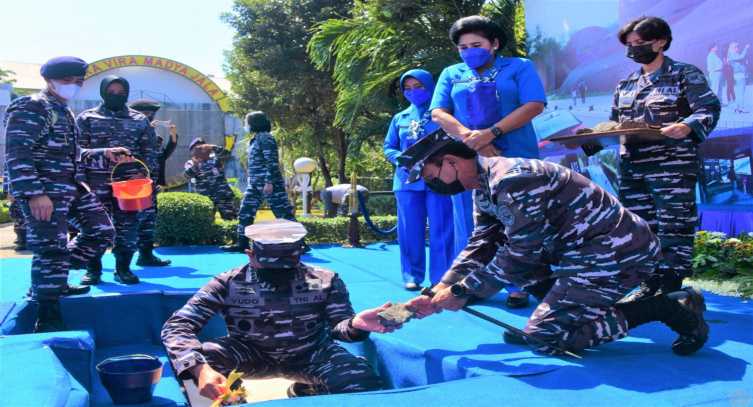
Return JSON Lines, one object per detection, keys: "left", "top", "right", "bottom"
{"left": 384, "top": 69, "right": 455, "bottom": 291}
{"left": 430, "top": 15, "right": 547, "bottom": 307}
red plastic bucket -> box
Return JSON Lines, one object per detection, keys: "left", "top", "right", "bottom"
{"left": 111, "top": 160, "right": 153, "bottom": 212}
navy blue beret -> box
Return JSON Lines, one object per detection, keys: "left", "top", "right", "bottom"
{"left": 40, "top": 56, "right": 88, "bottom": 79}
{"left": 188, "top": 137, "right": 206, "bottom": 151}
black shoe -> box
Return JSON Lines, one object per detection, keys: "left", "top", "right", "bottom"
{"left": 136, "top": 247, "right": 171, "bottom": 267}
{"left": 34, "top": 300, "right": 65, "bottom": 333}
{"left": 404, "top": 282, "right": 421, "bottom": 291}
{"left": 502, "top": 330, "right": 527, "bottom": 345}
{"left": 287, "top": 382, "right": 322, "bottom": 398}
{"left": 60, "top": 284, "right": 90, "bottom": 296}
{"left": 80, "top": 257, "right": 103, "bottom": 285}
{"left": 506, "top": 293, "right": 530, "bottom": 309}
{"left": 672, "top": 287, "right": 709, "bottom": 356}
{"left": 114, "top": 252, "right": 140, "bottom": 285}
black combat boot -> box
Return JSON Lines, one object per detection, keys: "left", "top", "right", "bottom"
{"left": 221, "top": 235, "right": 250, "bottom": 253}
{"left": 114, "top": 251, "right": 140, "bottom": 284}
{"left": 616, "top": 287, "right": 708, "bottom": 356}
{"left": 13, "top": 228, "right": 27, "bottom": 251}
{"left": 80, "top": 257, "right": 103, "bottom": 285}
{"left": 136, "top": 245, "right": 172, "bottom": 267}
{"left": 34, "top": 300, "right": 65, "bottom": 333}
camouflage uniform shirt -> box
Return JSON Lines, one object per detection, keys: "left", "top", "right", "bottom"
{"left": 610, "top": 56, "right": 720, "bottom": 143}
{"left": 444, "top": 157, "right": 661, "bottom": 296}
{"left": 4, "top": 91, "right": 109, "bottom": 199}
{"left": 76, "top": 105, "right": 158, "bottom": 186}
{"left": 161, "top": 263, "right": 368, "bottom": 378}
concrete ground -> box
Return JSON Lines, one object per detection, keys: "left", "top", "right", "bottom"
{"left": 0, "top": 223, "right": 30, "bottom": 259}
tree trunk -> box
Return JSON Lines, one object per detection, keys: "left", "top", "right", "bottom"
{"left": 317, "top": 154, "right": 333, "bottom": 187}
{"left": 335, "top": 129, "right": 348, "bottom": 184}
{"left": 311, "top": 120, "right": 333, "bottom": 187}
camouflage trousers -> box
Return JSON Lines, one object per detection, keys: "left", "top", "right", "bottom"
{"left": 95, "top": 189, "right": 141, "bottom": 255}
{"left": 524, "top": 263, "right": 656, "bottom": 354}
{"left": 18, "top": 189, "right": 114, "bottom": 300}
{"left": 238, "top": 181, "right": 294, "bottom": 237}
{"left": 200, "top": 336, "right": 382, "bottom": 394}
{"left": 196, "top": 185, "right": 237, "bottom": 221}
{"left": 619, "top": 140, "right": 699, "bottom": 281}
{"left": 9, "top": 199, "right": 26, "bottom": 242}
{"left": 136, "top": 188, "right": 160, "bottom": 249}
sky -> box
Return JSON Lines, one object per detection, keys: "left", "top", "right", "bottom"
{"left": 0, "top": 0, "right": 237, "bottom": 77}
{"left": 526, "top": 0, "right": 619, "bottom": 43}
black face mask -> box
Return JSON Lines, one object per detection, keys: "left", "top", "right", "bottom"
{"left": 257, "top": 268, "right": 296, "bottom": 287}
{"left": 626, "top": 43, "right": 659, "bottom": 64}
{"left": 104, "top": 93, "right": 128, "bottom": 111}
{"left": 425, "top": 160, "right": 465, "bottom": 195}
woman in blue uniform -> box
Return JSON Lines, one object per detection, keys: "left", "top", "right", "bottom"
{"left": 384, "top": 69, "right": 454, "bottom": 291}
{"left": 430, "top": 15, "right": 547, "bottom": 307}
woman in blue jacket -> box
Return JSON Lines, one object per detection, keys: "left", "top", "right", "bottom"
{"left": 384, "top": 69, "right": 455, "bottom": 291}
{"left": 430, "top": 15, "right": 547, "bottom": 307}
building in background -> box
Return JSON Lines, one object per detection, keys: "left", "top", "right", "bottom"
{"left": 0, "top": 55, "right": 244, "bottom": 187}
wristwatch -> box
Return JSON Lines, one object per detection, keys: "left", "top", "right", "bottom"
{"left": 489, "top": 126, "right": 504, "bottom": 138}
{"left": 450, "top": 283, "right": 469, "bottom": 298}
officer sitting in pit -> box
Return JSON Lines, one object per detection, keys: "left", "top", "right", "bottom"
{"left": 161, "top": 219, "right": 397, "bottom": 400}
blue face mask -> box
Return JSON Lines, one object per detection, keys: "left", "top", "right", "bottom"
{"left": 403, "top": 88, "right": 431, "bottom": 106}
{"left": 460, "top": 47, "right": 493, "bottom": 69}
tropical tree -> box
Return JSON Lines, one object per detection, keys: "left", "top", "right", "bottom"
{"left": 223, "top": 0, "right": 353, "bottom": 186}
{"left": 0, "top": 67, "right": 14, "bottom": 84}
{"left": 307, "top": 0, "right": 526, "bottom": 136}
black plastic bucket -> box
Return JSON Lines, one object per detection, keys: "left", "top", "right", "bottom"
{"left": 96, "top": 354, "right": 163, "bottom": 405}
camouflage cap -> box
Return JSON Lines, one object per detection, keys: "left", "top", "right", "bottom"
{"left": 245, "top": 219, "right": 308, "bottom": 269}
{"left": 396, "top": 128, "right": 472, "bottom": 183}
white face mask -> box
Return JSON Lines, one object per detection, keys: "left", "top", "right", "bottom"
{"left": 51, "top": 81, "right": 81, "bottom": 101}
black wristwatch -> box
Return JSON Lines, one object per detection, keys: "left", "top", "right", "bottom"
{"left": 489, "top": 126, "right": 504, "bottom": 138}
{"left": 450, "top": 283, "right": 469, "bottom": 298}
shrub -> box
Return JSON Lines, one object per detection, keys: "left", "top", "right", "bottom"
{"left": 365, "top": 194, "right": 397, "bottom": 216}
{"left": 692, "top": 231, "right": 753, "bottom": 296}
{"left": 214, "top": 216, "right": 397, "bottom": 245}
{"left": 155, "top": 192, "right": 217, "bottom": 245}
{"left": 230, "top": 185, "right": 243, "bottom": 211}
{"left": 0, "top": 204, "right": 11, "bottom": 224}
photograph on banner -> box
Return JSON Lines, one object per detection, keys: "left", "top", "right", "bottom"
{"left": 527, "top": 0, "right": 753, "bottom": 207}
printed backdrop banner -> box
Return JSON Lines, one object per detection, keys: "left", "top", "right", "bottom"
{"left": 527, "top": 0, "right": 753, "bottom": 233}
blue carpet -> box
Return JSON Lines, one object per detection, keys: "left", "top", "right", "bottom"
{"left": 1, "top": 244, "right": 752, "bottom": 407}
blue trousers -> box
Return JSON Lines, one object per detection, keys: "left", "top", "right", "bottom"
{"left": 450, "top": 190, "right": 521, "bottom": 294}
{"left": 395, "top": 190, "right": 454, "bottom": 285}
{"left": 451, "top": 191, "right": 475, "bottom": 257}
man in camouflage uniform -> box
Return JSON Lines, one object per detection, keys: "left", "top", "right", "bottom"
{"left": 130, "top": 99, "right": 177, "bottom": 267}
{"left": 184, "top": 137, "right": 237, "bottom": 220}
{"left": 162, "top": 219, "right": 393, "bottom": 400}
{"left": 76, "top": 75, "right": 159, "bottom": 285}
{"left": 609, "top": 17, "right": 721, "bottom": 295}
{"left": 3, "top": 163, "right": 27, "bottom": 250}
{"left": 224, "top": 111, "right": 295, "bottom": 252}
{"left": 3, "top": 56, "right": 126, "bottom": 332}
{"left": 403, "top": 130, "right": 709, "bottom": 356}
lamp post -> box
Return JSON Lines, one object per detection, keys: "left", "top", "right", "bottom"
{"left": 293, "top": 157, "right": 317, "bottom": 217}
